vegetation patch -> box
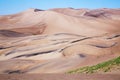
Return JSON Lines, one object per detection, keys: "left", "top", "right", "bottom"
{"left": 68, "top": 56, "right": 120, "bottom": 74}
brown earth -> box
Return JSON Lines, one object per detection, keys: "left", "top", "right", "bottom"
{"left": 0, "top": 74, "right": 120, "bottom": 80}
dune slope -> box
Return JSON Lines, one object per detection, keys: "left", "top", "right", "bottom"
{"left": 0, "top": 8, "right": 120, "bottom": 74}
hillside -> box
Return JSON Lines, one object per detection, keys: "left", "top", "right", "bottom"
{"left": 68, "top": 56, "right": 120, "bottom": 74}
{"left": 0, "top": 8, "right": 120, "bottom": 74}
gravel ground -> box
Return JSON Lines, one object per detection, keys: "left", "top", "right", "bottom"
{"left": 0, "top": 74, "right": 120, "bottom": 80}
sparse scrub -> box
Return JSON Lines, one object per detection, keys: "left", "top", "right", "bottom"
{"left": 68, "top": 56, "right": 120, "bottom": 74}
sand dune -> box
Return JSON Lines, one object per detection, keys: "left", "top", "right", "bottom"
{"left": 0, "top": 8, "right": 120, "bottom": 74}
